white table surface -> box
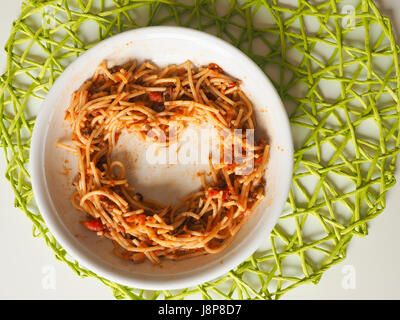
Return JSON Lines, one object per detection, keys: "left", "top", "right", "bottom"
{"left": 1, "top": 0, "right": 399, "bottom": 300}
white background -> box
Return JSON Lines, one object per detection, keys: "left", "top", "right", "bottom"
{"left": 0, "top": 0, "right": 399, "bottom": 299}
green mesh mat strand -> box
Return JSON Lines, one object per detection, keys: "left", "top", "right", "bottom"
{"left": 1, "top": 0, "right": 399, "bottom": 300}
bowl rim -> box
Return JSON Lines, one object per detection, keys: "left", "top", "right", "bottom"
{"left": 30, "top": 26, "right": 293, "bottom": 290}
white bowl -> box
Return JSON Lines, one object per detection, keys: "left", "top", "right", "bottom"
{"left": 30, "top": 26, "right": 293, "bottom": 290}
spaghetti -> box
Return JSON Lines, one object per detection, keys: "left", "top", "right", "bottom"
{"left": 60, "top": 59, "right": 269, "bottom": 264}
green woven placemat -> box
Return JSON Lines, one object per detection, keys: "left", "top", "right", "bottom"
{"left": 1, "top": 0, "right": 399, "bottom": 299}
